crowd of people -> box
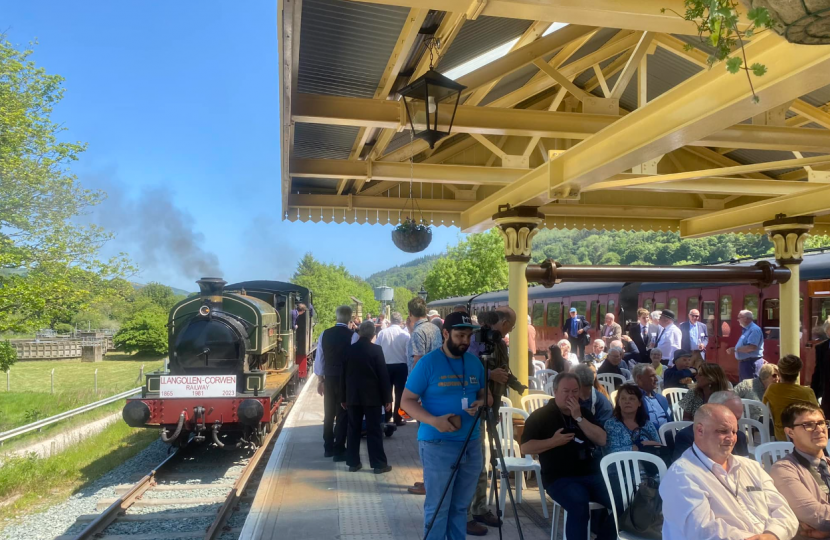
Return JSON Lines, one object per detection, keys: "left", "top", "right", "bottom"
{"left": 311, "top": 299, "right": 830, "bottom": 540}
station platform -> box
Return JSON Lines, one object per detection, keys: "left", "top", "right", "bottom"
{"left": 240, "top": 374, "right": 553, "bottom": 540}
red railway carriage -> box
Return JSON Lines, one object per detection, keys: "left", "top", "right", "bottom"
{"left": 429, "top": 250, "right": 830, "bottom": 383}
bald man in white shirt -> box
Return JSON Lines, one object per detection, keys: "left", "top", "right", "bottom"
{"left": 660, "top": 403, "right": 797, "bottom": 540}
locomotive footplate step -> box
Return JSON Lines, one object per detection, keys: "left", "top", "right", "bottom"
{"left": 239, "top": 374, "right": 550, "bottom": 540}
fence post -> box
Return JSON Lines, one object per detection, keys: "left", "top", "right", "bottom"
{"left": 140, "top": 364, "right": 144, "bottom": 381}
{"left": 51, "top": 368, "right": 55, "bottom": 394}
{"left": 163, "top": 357, "right": 168, "bottom": 373}
{"left": 6, "top": 369, "right": 9, "bottom": 392}
{"left": 94, "top": 369, "right": 98, "bottom": 395}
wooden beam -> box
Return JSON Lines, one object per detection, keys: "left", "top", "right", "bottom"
{"left": 592, "top": 64, "right": 612, "bottom": 98}
{"left": 611, "top": 32, "right": 655, "bottom": 99}
{"left": 532, "top": 59, "right": 591, "bottom": 102}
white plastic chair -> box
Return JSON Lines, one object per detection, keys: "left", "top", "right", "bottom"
{"left": 521, "top": 394, "right": 553, "bottom": 415}
{"left": 532, "top": 360, "right": 546, "bottom": 375}
{"left": 544, "top": 377, "right": 556, "bottom": 397}
{"left": 550, "top": 500, "right": 604, "bottom": 540}
{"left": 658, "top": 420, "right": 692, "bottom": 446}
{"left": 500, "top": 395, "right": 513, "bottom": 409}
{"left": 741, "top": 398, "right": 772, "bottom": 434}
{"left": 755, "top": 441, "right": 794, "bottom": 472}
{"left": 597, "top": 373, "right": 626, "bottom": 395}
{"left": 739, "top": 417, "right": 769, "bottom": 454}
{"left": 535, "top": 369, "right": 557, "bottom": 390}
{"left": 609, "top": 389, "right": 618, "bottom": 407}
{"left": 662, "top": 388, "right": 688, "bottom": 421}
{"left": 600, "top": 452, "right": 668, "bottom": 539}
{"left": 489, "top": 407, "right": 548, "bottom": 517}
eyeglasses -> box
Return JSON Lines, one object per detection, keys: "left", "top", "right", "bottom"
{"left": 689, "top": 314, "right": 700, "bottom": 318}
{"left": 793, "top": 420, "right": 830, "bottom": 432}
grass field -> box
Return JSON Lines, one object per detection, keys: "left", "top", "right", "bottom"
{"left": 0, "top": 420, "right": 158, "bottom": 528}
{"left": 0, "top": 354, "right": 165, "bottom": 443}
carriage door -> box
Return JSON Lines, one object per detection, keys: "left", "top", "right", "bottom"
{"left": 653, "top": 291, "right": 668, "bottom": 312}
{"left": 700, "top": 289, "right": 719, "bottom": 360}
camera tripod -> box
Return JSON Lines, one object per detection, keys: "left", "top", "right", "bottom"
{"left": 423, "top": 376, "right": 525, "bottom": 540}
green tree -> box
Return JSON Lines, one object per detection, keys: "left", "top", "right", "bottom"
{"left": 423, "top": 230, "right": 508, "bottom": 300}
{"left": 137, "top": 282, "right": 182, "bottom": 311}
{"left": 391, "top": 286, "right": 415, "bottom": 315}
{"left": 0, "top": 38, "right": 132, "bottom": 332}
{"left": 0, "top": 340, "right": 18, "bottom": 371}
{"left": 114, "top": 306, "right": 168, "bottom": 355}
{"left": 292, "top": 254, "right": 380, "bottom": 339}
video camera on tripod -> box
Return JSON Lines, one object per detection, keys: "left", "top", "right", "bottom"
{"left": 476, "top": 325, "right": 528, "bottom": 395}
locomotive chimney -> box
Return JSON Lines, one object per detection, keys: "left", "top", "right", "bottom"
{"left": 197, "top": 277, "right": 226, "bottom": 313}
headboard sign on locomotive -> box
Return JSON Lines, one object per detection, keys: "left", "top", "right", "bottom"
{"left": 428, "top": 250, "right": 830, "bottom": 383}
{"left": 122, "top": 278, "right": 314, "bottom": 447}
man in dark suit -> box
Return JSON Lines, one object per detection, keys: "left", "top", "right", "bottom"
{"left": 671, "top": 390, "right": 749, "bottom": 462}
{"left": 627, "top": 308, "right": 654, "bottom": 363}
{"left": 562, "top": 307, "right": 590, "bottom": 360}
{"left": 679, "top": 308, "right": 709, "bottom": 359}
{"left": 341, "top": 320, "right": 393, "bottom": 474}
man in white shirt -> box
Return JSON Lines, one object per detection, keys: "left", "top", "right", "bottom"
{"left": 655, "top": 309, "right": 682, "bottom": 367}
{"left": 660, "top": 403, "right": 798, "bottom": 540}
{"left": 375, "top": 312, "right": 410, "bottom": 426}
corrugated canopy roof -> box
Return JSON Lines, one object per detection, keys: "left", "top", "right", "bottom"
{"left": 279, "top": 0, "right": 830, "bottom": 237}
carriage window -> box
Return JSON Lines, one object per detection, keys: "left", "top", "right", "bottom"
{"left": 599, "top": 301, "right": 608, "bottom": 323}
{"left": 644, "top": 298, "right": 653, "bottom": 311}
{"left": 607, "top": 300, "right": 616, "bottom": 318}
{"left": 655, "top": 302, "right": 666, "bottom": 311}
{"left": 744, "top": 294, "right": 759, "bottom": 320}
{"left": 668, "top": 298, "right": 679, "bottom": 317}
{"left": 811, "top": 298, "right": 830, "bottom": 340}
{"left": 703, "top": 301, "right": 716, "bottom": 337}
{"left": 547, "top": 302, "right": 562, "bottom": 327}
{"left": 719, "top": 295, "right": 732, "bottom": 337}
{"left": 687, "top": 297, "right": 699, "bottom": 314}
{"left": 532, "top": 303, "right": 545, "bottom": 327}
{"left": 570, "top": 301, "right": 587, "bottom": 318}
{"left": 764, "top": 298, "right": 780, "bottom": 334}
{"left": 589, "top": 301, "right": 598, "bottom": 323}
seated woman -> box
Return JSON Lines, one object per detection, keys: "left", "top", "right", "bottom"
{"left": 557, "top": 339, "right": 580, "bottom": 367}
{"left": 587, "top": 362, "right": 611, "bottom": 399}
{"left": 734, "top": 363, "right": 779, "bottom": 421}
{"left": 649, "top": 349, "right": 665, "bottom": 378}
{"left": 679, "top": 363, "right": 730, "bottom": 421}
{"left": 604, "top": 383, "right": 661, "bottom": 454}
{"left": 546, "top": 344, "right": 568, "bottom": 374}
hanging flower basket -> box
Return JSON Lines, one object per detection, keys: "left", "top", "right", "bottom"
{"left": 741, "top": 0, "right": 830, "bottom": 44}
{"left": 392, "top": 218, "right": 432, "bottom": 253}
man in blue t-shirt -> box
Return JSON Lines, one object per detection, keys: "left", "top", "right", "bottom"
{"left": 402, "top": 312, "right": 490, "bottom": 540}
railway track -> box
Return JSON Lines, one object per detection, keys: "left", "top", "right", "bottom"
{"left": 59, "top": 395, "right": 296, "bottom": 540}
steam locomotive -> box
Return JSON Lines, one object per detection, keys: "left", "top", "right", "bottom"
{"left": 122, "top": 278, "right": 314, "bottom": 446}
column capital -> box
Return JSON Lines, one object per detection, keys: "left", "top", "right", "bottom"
{"left": 763, "top": 214, "right": 814, "bottom": 265}
{"left": 492, "top": 205, "right": 543, "bottom": 262}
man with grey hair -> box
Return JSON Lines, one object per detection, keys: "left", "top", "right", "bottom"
{"left": 597, "top": 347, "right": 629, "bottom": 384}
{"left": 574, "top": 363, "right": 613, "bottom": 426}
{"left": 727, "top": 309, "right": 766, "bottom": 382}
{"left": 671, "top": 390, "right": 749, "bottom": 462}
{"left": 375, "top": 312, "right": 410, "bottom": 426}
{"left": 521, "top": 372, "right": 612, "bottom": 540}
{"left": 315, "top": 305, "right": 360, "bottom": 459}
{"left": 453, "top": 304, "right": 467, "bottom": 313}
{"left": 661, "top": 403, "right": 797, "bottom": 540}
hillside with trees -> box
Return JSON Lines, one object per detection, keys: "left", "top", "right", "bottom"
{"left": 366, "top": 255, "right": 438, "bottom": 291}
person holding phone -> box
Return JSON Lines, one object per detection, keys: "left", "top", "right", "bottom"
{"left": 401, "top": 312, "right": 491, "bottom": 540}
{"left": 520, "top": 373, "right": 612, "bottom": 540}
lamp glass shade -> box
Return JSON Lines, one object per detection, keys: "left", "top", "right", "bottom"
{"left": 399, "top": 69, "right": 466, "bottom": 149}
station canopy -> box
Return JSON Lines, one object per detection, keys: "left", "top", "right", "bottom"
{"left": 278, "top": 0, "right": 830, "bottom": 237}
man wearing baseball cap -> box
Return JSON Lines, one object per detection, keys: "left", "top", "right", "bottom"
{"left": 562, "top": 307, "right": 590, "bottom": 361}
{"left": 402, "top": 312, "right": 492, "bottom": 540}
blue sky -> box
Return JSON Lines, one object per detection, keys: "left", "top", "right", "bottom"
{"left": 3, "top": 1, "right": 463, "bottom": 290}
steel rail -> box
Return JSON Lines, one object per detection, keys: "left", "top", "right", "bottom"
{"left": 204, "top": 397, "right": 292, "bottom": 539}
{"left": 0, "top": 387, "right": 141, "bottom": 444}
{"left": 71, "top": 448, "right": 180, "bottom": 540}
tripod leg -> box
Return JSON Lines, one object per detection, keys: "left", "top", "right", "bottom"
{"left": 485, "top": 408, "right": 525, "bottom": 540}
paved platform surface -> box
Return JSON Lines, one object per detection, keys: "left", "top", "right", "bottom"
{"left": 240, "top": 374, "right": 553, "bottom": 540}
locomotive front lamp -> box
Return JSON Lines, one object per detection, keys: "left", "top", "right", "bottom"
{"left": 397, "top": 37, "right": 466, "bottom": 149}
